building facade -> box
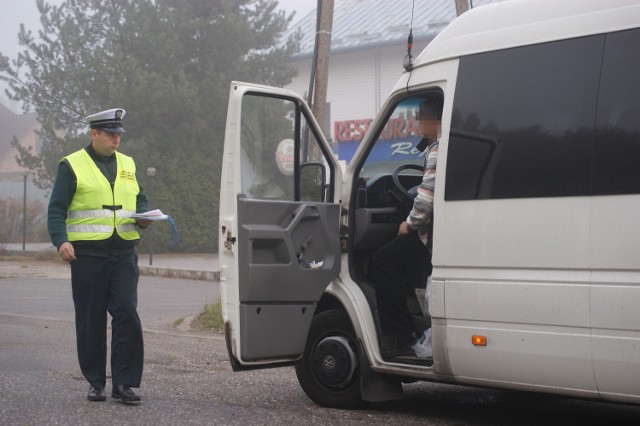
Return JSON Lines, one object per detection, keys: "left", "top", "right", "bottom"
{"left": 281, "top": 0, "right": 503, "bottom": 163}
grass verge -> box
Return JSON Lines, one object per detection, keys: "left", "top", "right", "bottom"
{"left": 191, "top": 298, "right": 224, "bottom": 331}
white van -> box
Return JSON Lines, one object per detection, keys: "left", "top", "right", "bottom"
{"left": 219, "top": 0, "right": 640, "bottom": 408}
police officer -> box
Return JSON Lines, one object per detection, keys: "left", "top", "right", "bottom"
{"left": 48, "top": 108, "right": 151, "bottom": 403}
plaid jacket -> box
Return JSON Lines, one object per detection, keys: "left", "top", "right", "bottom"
{"left": 407, "top": 141, "right": 438, "bottom": 246}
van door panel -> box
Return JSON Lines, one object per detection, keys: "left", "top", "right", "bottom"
{"left": 236, "top": 196, "right": 340, "bottom": 361}
{"left": 446, "top": 322, "right": 595, "bottom": 393}
{"left": 442, "top": 199, "right": 591, "bottom": 269}
{"left": 239, "top": 303, "right": 316, "bottom": 361}
{"left": 237, "top": 197, "right": 340, "bottom": 303}
{"left": 219, "top": 81, "right": 341, "bottom": 368}
{"left": 444, "top": 275, "right": 593, "bottom": 391}
{"left": 591, "top": 277, "right": 640, "bottom": 398}
{"left": 445, "top": 279, "right": 591, "bottom": 327}
{"left": 440, "top": 197, "right": 597, "bottom": 393}
{"left": 590, "top": 197, "right": 640, "bottom": 402}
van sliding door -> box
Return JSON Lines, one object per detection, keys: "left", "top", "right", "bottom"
{"left": 442, "top": 35, "right": 604, "bottom": 395}
{"left": 590, "top": 28, "right": 640, "bottom": 404}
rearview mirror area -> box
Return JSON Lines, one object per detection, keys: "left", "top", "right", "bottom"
{"left": 300, "top": 162, "right": 327, "bottom": 202}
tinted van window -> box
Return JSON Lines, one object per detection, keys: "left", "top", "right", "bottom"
{"left": 446, "top": 36, "right": 604, "bottom": 200}
{"left": 593, "top": 28, "right": 640, "bottom": 195}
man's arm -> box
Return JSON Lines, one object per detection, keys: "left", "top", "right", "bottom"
{"left": 135, "top": 177, "right": 149, "bottom": 213}
{"left": 406, "top": 141, "right": 438, "bottom": 231}
{"left": 48, "top": 161, "right": 75, "bottom": 249}
{"left": 48, "top": 161, "right": 77, "bottom": 262}
{"left": 135, "top": 176, "right": 152, "bottom": 228}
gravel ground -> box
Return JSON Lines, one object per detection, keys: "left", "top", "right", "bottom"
{"left": 2, "top": 256, "right": 640, "bottom": 425}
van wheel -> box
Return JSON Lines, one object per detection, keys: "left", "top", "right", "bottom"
{"left": 295, "top": 309, "right": 362, "bottom": 408}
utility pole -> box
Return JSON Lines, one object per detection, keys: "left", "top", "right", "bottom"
{"left": 310, "top": 0, "right": 334, "bottom": 160}
{"left": 455, "top": 0, "right": 471, "bottom": 16}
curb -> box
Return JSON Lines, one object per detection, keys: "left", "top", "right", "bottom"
{"left": 3, "top": 250, "right": 220, "bottom": 282}
{"left": 138, "top": 266, "right": 220, "bottom": 282}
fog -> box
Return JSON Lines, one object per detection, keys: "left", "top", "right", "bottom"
{"left": 0, "top": 0, "right": 316, "bottom": 112}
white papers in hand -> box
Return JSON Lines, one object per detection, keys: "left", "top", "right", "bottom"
{"left": 130, "top": 209, "right": 169, "bottom": 221}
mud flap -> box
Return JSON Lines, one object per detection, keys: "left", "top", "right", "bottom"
{"left": 358, "top": 340, "right": 404, "bottom": 402}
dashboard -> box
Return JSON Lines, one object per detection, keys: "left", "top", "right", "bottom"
{"left": 353, "top": 173, "right": 423, "bottom": 249}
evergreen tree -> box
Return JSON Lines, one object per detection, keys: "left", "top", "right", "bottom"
{"left": 0, "top": 0, "right": 300, "bottom": 252}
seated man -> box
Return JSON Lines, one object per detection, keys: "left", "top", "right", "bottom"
{"left": 372, "top": 95, "right": 443, "bottom": 360}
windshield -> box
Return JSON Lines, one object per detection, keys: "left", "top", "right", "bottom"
{"left": 358, "top": 95, "right": 441, "bottom": 180}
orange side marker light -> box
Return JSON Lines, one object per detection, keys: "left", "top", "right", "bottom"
{"left": 472, "top": 335, "right": 487, "bottom": 346}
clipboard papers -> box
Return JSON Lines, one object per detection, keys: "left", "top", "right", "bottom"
{"left": 130, "top": 209, "right": 169, "bottom": 221}
{"left": 131, "top": 209, "right": 180, "bottom": 246}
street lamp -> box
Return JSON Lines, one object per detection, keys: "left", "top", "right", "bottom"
{"left": 146, "top": 167, "right": 156, "bottom": 265}
{"left": 22, "top": 171, "right": 28, "bottom": 251}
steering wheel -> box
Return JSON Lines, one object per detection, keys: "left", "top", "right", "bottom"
{"left": 392, "top": 164, "right": 424, "bottom": 200}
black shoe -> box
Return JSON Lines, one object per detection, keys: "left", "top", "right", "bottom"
{"left": 87, "top": 386, "right": 106, "bottom": 402}
{"left": 111, "top": 385, "right": 141, "bottom": 404}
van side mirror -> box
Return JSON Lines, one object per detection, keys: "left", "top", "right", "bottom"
{"left": 300, "top": 162, "right": 327, "bottom": 202}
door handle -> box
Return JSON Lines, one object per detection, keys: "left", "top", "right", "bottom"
{"left": 224, "top": 229, "right": 236, "bottom": 251}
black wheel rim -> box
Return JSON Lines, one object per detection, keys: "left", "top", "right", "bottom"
{"left": 310, "top": 335, "right": 358, "bottom": 388}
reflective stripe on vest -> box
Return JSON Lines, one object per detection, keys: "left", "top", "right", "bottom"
{"left": 66, "top": 224, "right": 138, "bottom": 234}
{"left": 67, "top": 209, "right": 137, "bottom": 219}
{"left": 64, "top": 149, "right": 140, "bottom": 241}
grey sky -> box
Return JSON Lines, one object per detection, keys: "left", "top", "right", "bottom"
{"left": 0, "top": 0, "right": 316, "bottom": 112}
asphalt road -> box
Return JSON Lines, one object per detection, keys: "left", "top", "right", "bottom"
{"left": 1, "top": 261, "right": 640, "bottom": 425}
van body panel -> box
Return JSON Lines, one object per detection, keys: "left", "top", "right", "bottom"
{"left": 446, "top": 321, "right": 595, "bottom": 394}
{"left": 589, "top": 193, "right": 640, "bottom": 398}
{"left": 441, "top": 199, "right": 591, "bottom": 269}
{"left": 591, "top": 270, "right": 640, "bottom": 399}
{"left": 445, "top": 279, "right": 590, "bottom": 328}
{"left": 325, "top": 259, "right": 383, "bottom": 361}
{"left": 443, "top": 271, "right": 595, "bottom": 393}
{"left": 592, "top": 327, "right": 640, "bottom": 401}
{"left": 590, "top": 196, "right": 640, "bottom": 270}
{"left": 414, "top": 0, "right": 640, "bottom": 69}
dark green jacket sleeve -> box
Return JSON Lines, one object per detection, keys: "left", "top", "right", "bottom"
{"left": 47, "top": 161, "right": 76, "bottom": 249}
{"left": 136, "top": 177, "right": 149, "bottom": 213}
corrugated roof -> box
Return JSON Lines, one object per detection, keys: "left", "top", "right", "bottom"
{"left": 282, "top": 0, "right": 505, "bottom": 58}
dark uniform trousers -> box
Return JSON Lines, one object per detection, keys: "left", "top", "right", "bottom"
{"left": 70, "top": 252, "right": 143, "bottom": 389}
{"left": 372, "top": 232, "right": 430, "bottom": 337}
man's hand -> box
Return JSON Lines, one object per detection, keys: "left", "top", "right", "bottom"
{"left": 136, "top": 219, "right": 153, "bottom": 229}
{"left": 58, "top": 242, "right": 76, "bottom": 263}
{"left": 397, "top": 221, "right": 412, "bottom": 236}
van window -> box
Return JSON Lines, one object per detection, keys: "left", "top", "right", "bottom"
{"left": 593, "top": 28, "right": 640, "bottom": 195}
{"left": 239, "top": 93, "right": 326, "bottom": 201}
{"left": 358, "top": 96, "right": 428, "bottom": 180}
{"left": 445, "top": 36, "right": 604, "bottom": 200}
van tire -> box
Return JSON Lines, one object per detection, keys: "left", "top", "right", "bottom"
{"left": 295, "top": 309, "right": 362, "bottom": 408}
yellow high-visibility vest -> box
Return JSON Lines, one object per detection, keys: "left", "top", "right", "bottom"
{"left": 64, "top": 149, "right": 140, "bottom": 241}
